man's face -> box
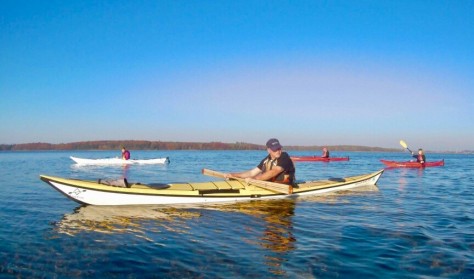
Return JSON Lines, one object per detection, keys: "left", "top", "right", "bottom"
{"left": 268, "top": 148, "right": 282, "bottom": 159}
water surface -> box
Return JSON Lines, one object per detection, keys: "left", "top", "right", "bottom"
{"left": 0, "top": 150, "right": 472, "bottom": 278}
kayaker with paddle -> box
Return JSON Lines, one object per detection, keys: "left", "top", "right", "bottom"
{"left": 226, "top": 138, "right": 295, "bottom": 185}
{"left": 321, "top": 147, "right": 330, "bottom": 158}
{"left": 121, "top": 146, "right": 130, "bottom": 160}
{"left": 412, "top": 148, "right": 426, "bottom": 164}
{"left": 400, "top": 140, "right": 426, "bottom": 164}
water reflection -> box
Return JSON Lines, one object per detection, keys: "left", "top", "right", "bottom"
{"left": 55, "top": 199, "right": 298, "bottom": 276}
{"left": 56, "top": 201, "right": 297, "bottom": 251}
{"left": 54, "top": 205, "right": 201, "bottom": 237}
{"left": 220, "top": 200, "right": 296, "bottom": 250}
{"left": 52, "top": 185, "right": 383, "bottom": 277}
{"left": 122, "top": 164, "right": 130, "bottom": 178}
{"left": 211, "top": 199, "right": 297, "bottom": 276}
{"left": 385, "top": 168, "right": 425, "bottom": 191}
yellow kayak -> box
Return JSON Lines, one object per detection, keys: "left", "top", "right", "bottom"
{"left": 40, "top": 169, "right": 383, "bottom": 206}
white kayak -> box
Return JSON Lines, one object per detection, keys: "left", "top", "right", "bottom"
{"left": 70, "top": 156, "right": 170, "bottom": 165}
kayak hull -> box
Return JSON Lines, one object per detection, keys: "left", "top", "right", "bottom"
{"left": 70, "top": 156, "right": 170, "bottom": 165}
{"left": 380, "top": 159, "right": 444, "bottom": 168}
{"left": 291, "top": 156, "right": 349, "bottom": 162}
{"left": 40, "top": 170, "right": 383, "bottom": 206}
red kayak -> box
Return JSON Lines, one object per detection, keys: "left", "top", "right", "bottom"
{"left": 380, "top": 159, "right": 444, "bottom": 168}
{"left": 291, "top": 156, "right": 350, "bottom": 162}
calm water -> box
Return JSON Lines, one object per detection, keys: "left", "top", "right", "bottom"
{"left": 0, "top": 150, "right": 472, "bottom": 278}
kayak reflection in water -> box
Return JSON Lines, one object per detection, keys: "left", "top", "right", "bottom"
{"left": 122, "top": 164, "right": 129, "bottom": 179}
{"left": 53, "top": 205, "right": 201, "bottom": 236}
{"left": 225, "top": 199, "right": 296, "bottom": 276}
{"left": 252, "top": 200, "right": 296, "bottom": 276}
{"left": 121, "top": 146, "right": 130, "bottom": 160}
{"left": 411, "top": 148, "right": 426, "bottom": 163}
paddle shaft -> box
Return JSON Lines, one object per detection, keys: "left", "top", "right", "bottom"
{"left": 201, "top": 168, "right": 292, "bottom": 194}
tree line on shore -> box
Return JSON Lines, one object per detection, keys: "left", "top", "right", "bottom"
{"left": 0, "top": 140, "right": 399, "bottom": 152}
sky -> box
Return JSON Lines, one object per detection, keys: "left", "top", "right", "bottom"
{"left": 1, "top": 0, "right": 473, "bottom": 151}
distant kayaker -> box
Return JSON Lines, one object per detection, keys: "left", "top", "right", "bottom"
{"left": 321, "top": 147, "right": 330, "bottom": 158}
{"left": 121, "top": 146, "right": 130, "bottom": 160}
{"left": 226, "top": 138, "right": 295, "bottom": 185}
{"left": 412, "top": 148, "right": 426, "bottom": 163}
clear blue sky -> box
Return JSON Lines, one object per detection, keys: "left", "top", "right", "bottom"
{"left": 1, "top": 1, "right": 473, "bottom": 151}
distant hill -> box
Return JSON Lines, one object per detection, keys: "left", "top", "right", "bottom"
{"left": 0, "top": 140, "right": 400, "bottom": 152}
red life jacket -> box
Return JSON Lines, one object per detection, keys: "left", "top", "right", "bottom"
{"left": 417, "top": 154, "right": 425, "bottom": 163}
{"left": 122, "top": 150, "right": 130, "bottom": 160}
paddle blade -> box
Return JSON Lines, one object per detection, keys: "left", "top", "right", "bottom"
{"left": 202, "top": 168, "right": 226, "bottom": 178}
{"left": 399, "top": 140, "right": 408, "bottom": 149}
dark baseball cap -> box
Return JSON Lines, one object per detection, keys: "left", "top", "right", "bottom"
{"left": 266, "top": 138, "right": 282, "bottom": 151}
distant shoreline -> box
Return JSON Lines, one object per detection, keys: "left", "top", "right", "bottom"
{"left": 1, "top": 140, "right": 472, "bottom": 154}
{"left": 0, "top": 140, "right": 396, "bottom": 152}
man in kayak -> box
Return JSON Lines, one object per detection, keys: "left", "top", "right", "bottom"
{"left": 321, "top": 147, "right": 330, "bottom": 158}
{"left": 412, "top": 148, "right": 426, "bottom": 163}
{"left": 226, "top": 138, "right": 295, "bottom": 185}
{"left": 121, "top": 146, "right": 130, "bottom": 160}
